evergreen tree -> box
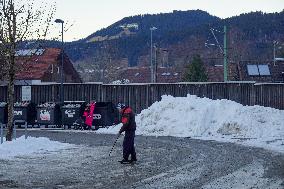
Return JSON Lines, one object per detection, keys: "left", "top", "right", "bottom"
{"left": 183, "top": 55, "right": 208, "bottom": 82}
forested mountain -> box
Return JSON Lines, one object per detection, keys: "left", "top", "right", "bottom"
{"left": 23, "top": 10, "right": 284, "bottom": 82}
{"left": 86, "top": 10, "right": 219, "bottom": 42}
{"left": 64, "top": 10, "right": 221, "bottom": 65}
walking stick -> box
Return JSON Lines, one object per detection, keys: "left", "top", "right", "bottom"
{"left": 109, "top": 133, "right": 121, "bottom": 156}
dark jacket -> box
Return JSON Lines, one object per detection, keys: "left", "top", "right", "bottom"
{"left": 119, "top": 107, "right": 136, "bottom": 133}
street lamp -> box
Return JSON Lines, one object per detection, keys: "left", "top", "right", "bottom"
{"left": 150, "top": 27, "right": 157, "bottom": 83}
{"left": 55, "top": 19, "right": 64, "bottom": 103}
{"left": 273, "top": 41, "right": 279, "bottom": 66}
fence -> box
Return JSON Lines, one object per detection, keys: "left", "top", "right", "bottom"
{"left": 0, "top": 82, "right": 284, "bottom": 113}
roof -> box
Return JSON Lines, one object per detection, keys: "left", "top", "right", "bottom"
{"left": 16, "top": 63, "right": 50, "bottom": 80}
{"left": 118, "top": 67, "right": 182, "bottom": 83}
{"left": 14, "top": 48, "right": 82, "bottom": 83}
{"left": 206, "top": 65, "right": 224, "bottom": 82}
{"left": 15, "top": 48, "right": 61, "bottom": 80}
{"left": 238, "top": 60, "right": 284, "bottom": 82}
{"left": 274, "top": 58, "right": 284, "bottom": 61}
{"left": 15, "top": 49, "right": 45, "bottom": 56}
{"left": 205, "top": 64, "right": 239, "bottom": 82}
{"left": 16, "top": 48, "right": 61, "bottom": 65}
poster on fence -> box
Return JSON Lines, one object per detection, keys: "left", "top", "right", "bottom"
{"left": 22, "top": 86, "right": 31, "bottom": 101}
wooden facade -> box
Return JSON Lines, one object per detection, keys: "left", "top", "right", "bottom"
{"left": 0, "top": 82, "right": 284, "bottom": 113}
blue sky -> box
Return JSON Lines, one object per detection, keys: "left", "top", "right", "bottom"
{"left": 50, "top": 0, "right": 284, "bottom": 41}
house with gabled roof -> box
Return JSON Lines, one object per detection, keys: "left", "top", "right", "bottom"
{"left": 14, "top": 48, "right": 82, "bottom": 84}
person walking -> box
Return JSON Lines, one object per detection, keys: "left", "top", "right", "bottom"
{"left": 117, "top": 103, "right": 137, "bottom": 164}
{"left": 83, "top": 102, "right": 95, "bottom": 130}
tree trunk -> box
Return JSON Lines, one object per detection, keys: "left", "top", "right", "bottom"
{"left": 6, "top": 58, "right": 15, "bottom": 141}
{"left": 6, "top": 81, "right": 14, "bottom": 141}
{"left": 5, "top": 1, "right": 17, "bottom": 141}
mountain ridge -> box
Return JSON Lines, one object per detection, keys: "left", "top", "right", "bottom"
{"left": 23, "top": 9, "right": 284, "bottom": 82}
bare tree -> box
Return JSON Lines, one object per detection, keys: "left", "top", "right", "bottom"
{"left": 0, "top": 0, "right": 55, "bottom": 141}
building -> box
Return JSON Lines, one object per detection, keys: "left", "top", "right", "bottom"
{"left": 117, "top": 67, "right": 182, "bottom": 83}
{"left": 237, "top": 60, "right": 284, "bottom": 83}
{"left": 205, "top": 64, "right": 239, "bottom": 82}
{"left": 14, "top": 48, "right": 82, "bottom": 84}
{"left": 118, "top": 59, "right": 284, "bottom": 83}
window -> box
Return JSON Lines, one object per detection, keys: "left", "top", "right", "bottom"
{"left": 247, "top": 65, "right": 259, "bottom": 76}
{"left": 258, "top": 65, "right": 270, "bottom": 76}
{"left": 247, "top": 64, "right": 271, "bottom": 76}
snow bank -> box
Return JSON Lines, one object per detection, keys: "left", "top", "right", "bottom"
{"left": 98, "top": 95, "right": 284, "bottom": 153}
{"left": 0, "top": 136, "right": 73, "bottom": 160}
{"left": 136, "top": 95, "right": 284, "bottom": 138}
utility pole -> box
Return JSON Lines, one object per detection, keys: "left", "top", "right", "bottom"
{"left": 150, "top": 27, "right": 157, "bottom": 83}
{"left": 153, "top": 45, "right": 157, "bottom": 83}
{"left": 150, "top": 29, "right": 153, "bottom": 83}
{"left": 223, "top": 25, "right": 228, "bottom": 82}
{"left": 273, "top": 41, "right": 277, "bottom": 66}
{"left": 208, "top": 26, "right": 228, "bottom": 82}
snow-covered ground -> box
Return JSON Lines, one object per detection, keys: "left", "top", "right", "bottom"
{"left": 0, "top": 136, "right": 73, "bottom": 159}
{"left": 97, "top": 95, "right": 284, "bottom": 154}
{"left": 1, "top": 94, "right": 283, "bottom": 160}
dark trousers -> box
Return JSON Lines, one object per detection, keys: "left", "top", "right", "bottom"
{"left": 123, "top": 131, "right": 136, "bottom": 160}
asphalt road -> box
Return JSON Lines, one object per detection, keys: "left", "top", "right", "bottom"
{"left": 0, "top": 129, "right": 283, "bottom": 189}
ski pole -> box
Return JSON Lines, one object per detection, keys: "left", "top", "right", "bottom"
{"left": 109, "top": 133, "right": 121, "bottom": 156}
{"left": 0, "top": 123, "right": 3, "bottom": 144}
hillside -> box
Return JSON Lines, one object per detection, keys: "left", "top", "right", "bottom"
{"left": 25, "top": 10, "right": 284, "bottom": 82}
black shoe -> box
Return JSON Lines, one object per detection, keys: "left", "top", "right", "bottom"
{"left": 131, "top": 154, "right": 137, "bottom": 162}
{"left": 129, "top": 159, "right": 137, "bottom": 164}
{"left": 119, "top": 159, "right": 130, "bottom": 164}
{"left": 130, "top": 158, "right": 137, "bottom": 162}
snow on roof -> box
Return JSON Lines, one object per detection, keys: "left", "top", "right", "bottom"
{"left": 15, "top": 49, "right": 45, "bottom": 56}
{"left": 161, "top": 72, "right": 171, "bottom": 76}
{"left": 274, "top": 58, "right": 284, "bottom": 61}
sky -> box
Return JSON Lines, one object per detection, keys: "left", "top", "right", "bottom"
{"left": 48, "top": 0, "right": 284, "bottom": 41}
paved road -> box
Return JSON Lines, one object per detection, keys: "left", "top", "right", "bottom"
{"left": 0, "top": 130, "right": 283, "bottom": 189}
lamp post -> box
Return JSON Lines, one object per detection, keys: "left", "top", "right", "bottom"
{"left": 273, "top": 41, "right": 278, "bottom": 66}
{"left": 150, "top": 27, "right": 157, "bottom": 83}
{"left": 55, "top": 19, "right": 64, "bottom": 103}
{"left": 153, "top": 44, "right": 158, "bottom": 83}
{"left": 223, "top": 25, "right": 228, "bottom": 82}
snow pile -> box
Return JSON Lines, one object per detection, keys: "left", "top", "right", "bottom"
{"left": 98, "top": 95, "right": 284, "bottom": 153}
{"left": 0, "top": 136, "right": 73, "bottom": 160}
{"left": 136, "top": 95, "right": 284, "bottom": 138}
